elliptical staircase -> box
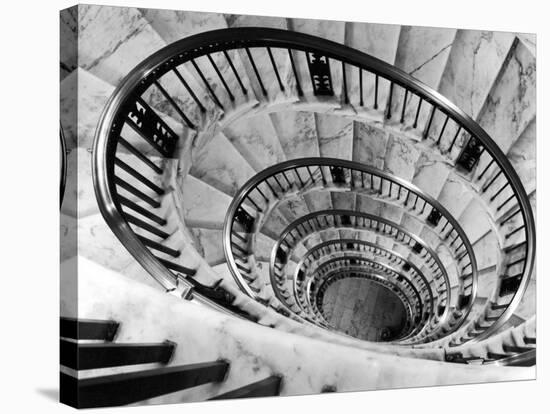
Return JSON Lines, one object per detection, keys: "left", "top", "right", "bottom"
{"left": 60, "top": 5, "right": 536, "bottom": 407}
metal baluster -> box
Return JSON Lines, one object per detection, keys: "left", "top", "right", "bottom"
{"left": 413, "top": 98, "right": 423, "bottom": 128}
{"left": 448, "top": 127, "right": 462, "bottom": 153}
{"left": 374, "top": 74, "right": 379, "bottom": 109}
{"left": 423, "top": 107, "right": 436, "bottom": 139}
{"left": 490, "top": 182, "right": 511, "bottom": 201}
{"left": 386, "top": 82, "right": 394, "bottom": 119}
{"left": 222, "top": 50, "right": 247, "bottom": 95}
{"left": 118, "top": 137, "right": 162, "bottom": 174}
{"left": 206, "top": 54, "right": 235, "bottom": 101}
{"left": 342, "top": 62, "right": 349, "bottom": 104}
{"left": 265, "top": 179, "right": 278, "bottom": 197}
{"left": 436, "top": 116, "right": 449, "bottom": 145}
{"left": 400, "top": 89, "right": 409, "bottom": 123}
{"left": 272, "top": 174, "right": 285, "bottom": 192}
{"left": 288, "top": 49, "right": 303, "bottom": 96}
{"left": 245, "top": 48, "right": 267, "bottom": 97}
{"left": 282, "top": 171, "right": 292, "bottom": 187}
{"left": 500, "top": 209, "right": 521, "bottom": 226}
{"left": 115, "top": 177, "right": 159, "bottom": 208}
{"left": 118, "top": 195, "right": 166, "bottom": 225}
{"left": 246, "top": 195, "right": 263, "bottom": 212}
{"left": 359, "top": 68, "right": 364, "bottom": 106}
{"left": 478, "top": 159, "right": 496, "bottom": 181}
{"left": 505, "top": 225, "right": 525, "bottom": 239}
{"left": 172, "top": 68, "right": 206, "bottom": 112}
{"left": 497, "top": 194, "right": 515, "bottom": 211}
{"left": 255, "top": 186, "right": 269, "bottom": 203}
{"left": 294, "top": 168, "right": 305, "bottom": 187}
{"left": 115, "top": 158, "right": 164, "bottom": 195}
{"left": 266, "top": 47, "right": 284, "bottom": 92}
{"left": 482, "top": 170, "right": 503, "bottom": 192}
{"left": 190, "top": 59, "right": 224, "bottom": 109}
{"left": 153, "top": 80, "right": 195, "bottom": 129}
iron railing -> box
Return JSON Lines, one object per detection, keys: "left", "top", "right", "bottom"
{"left": 92, "top": 27, "right": 535, "bottom": 343}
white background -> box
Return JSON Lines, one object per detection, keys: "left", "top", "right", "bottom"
{"left": 0, "top": 0, "right": 545, "bottom": 412}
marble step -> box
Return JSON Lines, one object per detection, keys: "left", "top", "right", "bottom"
{"left": 60, "top": 7, "right": 78, "bottom": 80}
{"left": 457, "top": 197, "right": 493, "bottom": 249}
{"left": 277, "top": 194, "right": 311, "bottom": 226}
{"left": 388, "top": 26, "right": 457, "bottom": 138}
{"left": 331, "top": 191, "right": 357, "bottom": 211}
{"left": 180, "top": 174, "right": 233, "bottom": 229}
{"left": 252, "top": 261, "right": 280, "bottom": 304}
{"left": 436, "top": 172, "right": 475, "bottom": 219}
{"left": 60, "top": 68, "right": 112, "bottom": 152}
{"left": 78, "top": 213, "right": 136, "bottom": 273}
{"left": 270, "top": 111, "right": 321, "bottom": 160}
{"left": 475, "top": 39, "right": 536, "bottom": 162}
{"left": 61, "top": 67, "right": 187, "bottom": 161}
{"left": 259, "top": 207, "right": 290, "bottom": 241}
{"left": 516, "top": 34, "right": 536, "bottom": 56}
{"left": 139, "top": 8, "right": 227, "bottom": 41}
{"left": 77, "top": 258, "right": 502, "bottom": 397}
{"left": 224, "top": 14, "right": 298, "bottom": 107}
{"left": 428, "top": 31, "right": 516, "bottom": 159}
{"left": 438, "top": 30, "right": 515, "bottom": 120}
{"left": 222, "top": 113, "right": 286, "bottom": 172}
{"left": 449, "top": 316, "right": 535, "bottom": 361}
{"left": 315, "top": 114, "right": 354, "bottom": 160}
{"left": 78, "top": 5, "right": 167, "bottom": 87}
{"left": 186, "top": 228, "right": 226, "bottom": 266}
{"left": 189, "top": 131, "right": 256, "bottom": 196}
{"left": 352, "top": 122, "right": 391, "bottom": 170}
{"left": 287, "top": 18, "right": 346, "bottom": 106}
{"left": 140, "top": 9, "right": 259, "bottom": 120}
{"left": 411, "top": 152, "right": 451, "bottom": 199}
{"left": 506, "top": 117, "right": 536, "bottom": 195}
{"left": 382, "top": 135, "right": 422, "bottom": 181}
{"left": 343, "top": 21, "right": 401, "bottom": 113}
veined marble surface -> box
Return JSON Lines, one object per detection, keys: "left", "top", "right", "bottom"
{"left": 477, "top": 40, "right": 536, "bottom": 154}
{"left": 331, "top": 191, "right": 356, "bottom": 210}
{"left": 352, "top": 122, "right": 390, "bottom": 169}
{"left": 223, "top": 113, "right": 286, "bottom": 172}
{"left": 288, "top": 19, "right": 346, "bottom": 100}
{"left": 60, "top": 7, "right": 77, "bottom": 80}
{"left": 439, "top": 31, "right": 515, "bottom": 119}
{"left": 189, "top": 131, "right": 256, "bottom": 196}
{"left": 315, "top": 113, "right": 354, "bottom": 160}
{"left": 383, "top": 134, "right": 421, "bottom": 181}
{"left": 78, "top": 5, "right": 166, "bottom": 86}
{"left": 412, "top": 152, "right": 450, "bottom": 199}
{"left": 69, "top": 257, "right": 533, "bottom": 404}
{"left": 392, "top": 26, "right": 457, "bottom": 129}
{"left": 139, "top": 8, "right": 227, "bottom": 43}
{"left": 189, "top": 227, "right": 225, "bottom": 266}
{"left": 225, "top": 14, "right": 297, "bottom": 105}
{"left": 508, "top": 117, "right": 536, "bottom": 194}
{"left": 180, "top": 174, "right": 232, "bottom": 228}
{"left": 278, "top": 195, "right": 311, "bottom": 224}
{"left": 270, "top": 111, "right": 320, "bottom": 159}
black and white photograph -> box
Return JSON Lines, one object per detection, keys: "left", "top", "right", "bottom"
{"left": 58, "top": 3, "right": 537, "bottom": 408}
{"left": 3, "top": 1, "right": 547, "bottom": 413}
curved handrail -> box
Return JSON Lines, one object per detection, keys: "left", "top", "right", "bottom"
{"left": 93, "top": 27, "right": 534, "bottom": 341}
{"left": 268, "top": 210, "right": 451, "bottom": 318}
{"left": 293, "top": 238, "right": 435, "bottom": 320}
{"left": 60, "top": 124, "right": 67, "bottom": 207}
{"left": 310, "top": 256, "right": 424, "bottom": 319}
{"left": 311, "top": 266, "right": 418, "bottom": 340}
{"left": 223, "top": 158, "right": 478, "bottom": 337}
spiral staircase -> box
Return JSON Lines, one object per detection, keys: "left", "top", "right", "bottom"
{"left": 60, "top": 5, "right": 536, "bottom": 408}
